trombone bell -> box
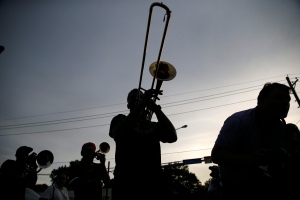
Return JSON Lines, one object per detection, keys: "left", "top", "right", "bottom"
{"left": 149, "top": 61, "right": 176, "bottom": 81}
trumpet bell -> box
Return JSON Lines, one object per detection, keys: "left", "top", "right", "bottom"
{"left": 149, "top": 61, "right": 176, "bottom": 81}
{"left": 99, "top": 142, "right": 110, "bottom": 154}
{"left": 36, "top": 150, "right": 54, "bottom": 169}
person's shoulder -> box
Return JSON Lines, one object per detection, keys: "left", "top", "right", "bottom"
{"left": 113, "top": 114, "right": 126, "bottom": 119}
{"left": 230, "top": 107, "right": 256, "bottom": 118}
{"left": 286, "top": 123, "right": 300, "bottom": 141}
{"left": 1, "top": 159, "right": 17, "bottom": 171}
{"left": 1, "top": 159, "right": 16, "bottom": 166}
{"left": 233, "top": 107, "right": 255, "bottom": 115}
{"left": 223, "top": 108, "right": 256, "bottom": 126}
{"left": 111, "top": 114, "right": 126, "bottom": 122}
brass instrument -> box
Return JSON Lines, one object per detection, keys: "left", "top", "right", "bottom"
{"left": 36, "top": 150, "right": 54, "bottom": 169}
{"left": 95, "top": 142, "right": 110, "bottom": 160}
{"left": 25, "top": 150, "right": 54, "bottom": 174}
{"left": 138, "top": 2, "right": 177, "bottom": 121}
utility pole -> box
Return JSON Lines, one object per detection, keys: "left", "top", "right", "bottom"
{"left": 286, "top": 76, "right": 300, "bottom": 108}
{"left": 105, "top": 161, "right": 110, "bottom": 200}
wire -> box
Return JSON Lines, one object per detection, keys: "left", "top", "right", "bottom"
{"left": 0, "top": 82, "right": 279, "bottom": 129}
{"left": 0, "top": 76, "right": 299, "bottom": 137}
{"left": 50, "top": 147, "right": 213, "bottom": 165}
{"left": 0, "top": 75, "right": 291, "bottom": 122}
{"left": 0, "top": 98, "right": 256, "bottom": 136}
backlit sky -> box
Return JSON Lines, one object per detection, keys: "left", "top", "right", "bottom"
{"left": 0, "top": 0, "right": 300, "bottom": 186}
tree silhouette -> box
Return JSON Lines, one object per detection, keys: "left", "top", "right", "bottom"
{"left": 45, "top": 160, "right": 209, "bottom": 199}
{"left": 163, "top": 162, "right": 208, "bottom": 200}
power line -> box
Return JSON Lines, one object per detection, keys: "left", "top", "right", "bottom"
{"left": 50, "top": 147, "right": 213, "bottom": 165}
{"left": 0, "top": 77, "right": 299, "bottom": 136}
{"left": 0, "top": 75, "right": 292, "bottom": 122}
{"left": 0, "top": 124, "right": 110, "bottom": 136}
{"left": 0, "top": 98, "right": 255, "bottom": 136}
{"left": 0, "top": 83, "right": 275, "bottom": 129}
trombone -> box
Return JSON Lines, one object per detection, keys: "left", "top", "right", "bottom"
{"left": 138, "top": 2, "right": 177, "bottom": 121}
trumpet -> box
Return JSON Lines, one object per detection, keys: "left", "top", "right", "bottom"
{"left": 36, "top": 150, "right": 54, "bottom": 169}
{"left": 24, "top": 150, "right": 54, "bottom": 174}
{"left": 138, "top": 2, "right": 177, "bottom": 121}
{"left": 95, "top": 142, "right": 110, "bottom": 160}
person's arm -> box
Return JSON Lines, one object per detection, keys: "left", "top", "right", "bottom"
{"left": 211, "top": 143, "right": 275, "bottom": 166}
{"left": 211, "top": 144, "right": 247, "bottom": 165}
{"left": 151, "top": 103, "right": 177, "bottom": 143}
{"left": 97, "top": 154, "right": 110, "bottom": 186}
{"left": 211, "top": 114, "right": 274, "bottom": 166}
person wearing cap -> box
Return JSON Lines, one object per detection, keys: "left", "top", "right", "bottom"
{"left": 69, "top": 142, "right": 110, "bottom": 200}
{"left": 0, "top": 146, "right": 38, "bottom": 200}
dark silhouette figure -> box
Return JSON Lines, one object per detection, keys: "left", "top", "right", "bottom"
{"left": 40, "top": 170, "right": 70, "bottom": 200}
{"left": 211, "top": 82, "right": 300, "bottom": 199}
{"left": 69, "top": 142, "right": 110, "bottom": 200}
{"left": 109, "top": 88, "right": 177, "bottom": 200}
{"left": 0, "top": 146, "right": 38, "bottom": 200}
{"left": 207, "top": 165, "right": 222, "bottom": 200}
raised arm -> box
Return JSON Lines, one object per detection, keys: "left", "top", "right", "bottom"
{"left": 151, "top": 103, "right": 177, "bottom": 143}
{"left": 98, "top": 154, "right": 110, "bottom": 186}
{"left": 211, "top": 143, "right": 277, "bottom": 167}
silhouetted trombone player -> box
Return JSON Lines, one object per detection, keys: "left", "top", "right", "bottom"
{"left": 110, "top": 3, "right": 178, "bottom": 199}
{"left": 109, "top": 88, "right": 177, "bottom": 200}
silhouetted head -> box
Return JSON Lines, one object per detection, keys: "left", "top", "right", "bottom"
{"left": 257, "top": 82, "right": 290, "bottom": 119}
{"left": 15, "top": 146, "right": 33, "bottom": 161}
{"left": 81, "top": 142, "right": 96, "bottom": 156}
{"left": 81, "top": 142, "right": 96, "bottom": 159}
{"left": 54, "top": 170, "right": 68, "bottom": 187}
{"left": 127, "top": 88, "right": 143, "bottom": 110}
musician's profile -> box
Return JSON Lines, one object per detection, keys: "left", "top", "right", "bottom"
{"left": 211, "top": 82, "right": 300, "bottom": 199}
{"left": 68, "top": 142, "right": 110, "bottom": 200}
{"left": 109, "top": 3, "right": 177, "bottom": 199}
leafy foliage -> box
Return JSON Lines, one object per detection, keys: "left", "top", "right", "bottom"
{"left": 49, "top": 160, "right": 210, "bottom": 199}
{"left": 49, "top": 165, "right": 69, "bottom": 183}
{"left": 163, "top": 162, "right": 208, "bottom": 199}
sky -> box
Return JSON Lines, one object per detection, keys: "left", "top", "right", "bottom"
{"left": 0, "top": 0, "right": 300, "bottom": 186}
